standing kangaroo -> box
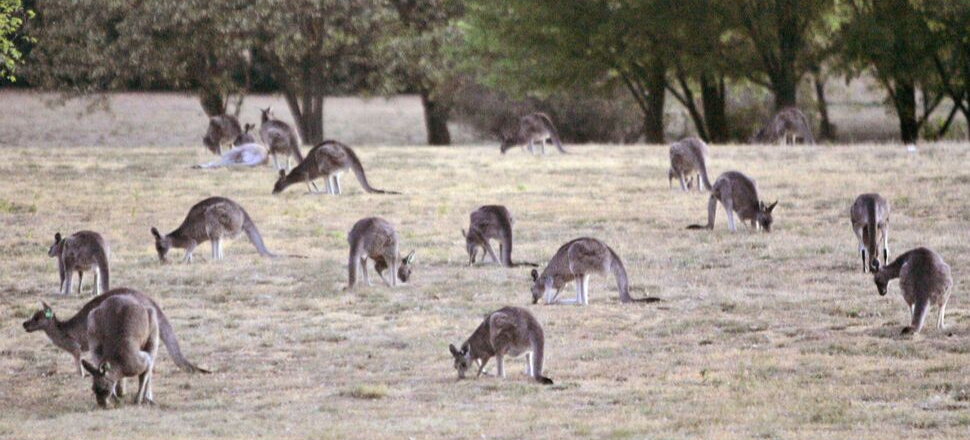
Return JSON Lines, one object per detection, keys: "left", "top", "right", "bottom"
{"left": 151, "top": 197, "right": 275, "bottom": 262}
{"left": 668, "top": 137, "right": 713, "bottom": 193}
{"left": 48, "top": 231, "right": 109, "bottom": 296}
{"left": 462, "top": 205, "right": 516, "bottom": 267}
{"left": 259, "top": 107, "right": 304, "bottom": 172}
{"left": 272, "top": 140, "right": 400, "bottom": 195}
{"left": 23, "top": 287, "right": 209, "bottom": 376}
{"left": 686, "top": 171, "right": 777, "bottom": 232}
{"left": 500, "top": 113, "right": 568, "bottom": 155}
{"left": 530, "top": 237, "right": 658, "bottom": 305}
{"left": 750, "top": 107, "right": 815, "bottom": 145}
{"left": 448, "top": 306, "right": 553, "bottom": 385}
{"left": 346, "top": 217, "right": 415, "bottom": 289}
{"left": 850, "top": 193, "right": 890, "bottom": 273}
{"left": 202, "top": 114, "right": 243, "bottom": 156}
{"left": 81, "top": 294, "right": 159, "bottom": 408}
{"left": 872, "top": 247, "right": 952, "bottom": 335}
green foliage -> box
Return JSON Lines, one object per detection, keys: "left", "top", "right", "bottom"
{"left": 0, "top": 0, "right": 32, "bottom": 82}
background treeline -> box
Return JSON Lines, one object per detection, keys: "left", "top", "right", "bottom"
{"left": 2, "top": 0, "right": 968, "bottom": 145}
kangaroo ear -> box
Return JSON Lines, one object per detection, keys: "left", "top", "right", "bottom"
{"left": 461, "top": 343, "right": 469, "bottom": 355}
{"left": 100, "top": 361, "right": 111, "bottom": 374}
{"left": 150, "top": 227, "right": 161, "bottom": 240}
{"left": 759, "top": 201, "right": 766, "bottom": 210}
{"left": 404, "top": 251, "right": 415, "bottom": 264}
{"left": 449, "top": 344, "right": 460, "bottom": 358}
{"left": 278, "top": 170, "right": 286, "bottom": 179}
{"left": 461, "top": 229, "right": 468, "bottom": 239}
{"left": 54, "top": 232, "right": 62, "bottom": 243}
{"left": 81, "top": 360, "right": 102, "bottom": 377}
{"left": 531, "top": 269, "right": 539, "bottom": 282}
{"left": 870, "top": 259, "right": 881, "bottom": 272}
{"left": 767, "top": 200, "right": 778, "bottom": 212}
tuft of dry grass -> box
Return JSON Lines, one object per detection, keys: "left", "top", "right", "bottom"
{"left": 2, "top": 139, "right": 970, "bottom": 439}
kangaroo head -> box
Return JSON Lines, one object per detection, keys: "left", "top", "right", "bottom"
{"left": 48, "top": 232, "right": 63, "bottom": 257}
{"left": 757, "top": 200, "right": 777, "bottom": 232}
{"left": 81, "top": 359, "right": 120, "bottom": 408}
{"left": 272, "top": 170, "right": 288, "bottom": 195}
{"left": 23, "top": 301, "right": 55, "bottom": 332}
{"left": 462, "top": 228, "right": 481, "bottom": 264}
{"left": 872, "top": 265, "right": 890, "bottom": 296}
{"left": 530, "top": 269, "right": 555, "bottom": 304}
{"left": 150, "top": 227, "right": 171, "bottom": 262}
{"left": 398, "top": 251, "right": 415, "bottom": 282}
{"left": 260, "top": 107, "right": 273, "bottom": 123}
{"left": 449, "top": 343, "right": 472, "bottom": 379}
{"left": 232, "top": 123, "right": 258, "bottom": 146}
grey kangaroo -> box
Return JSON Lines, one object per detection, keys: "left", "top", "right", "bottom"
{"left": 346, "top": 217, "right": 415, "bottom": 289}
{"left": 449, "top": 306, "right": 553, "bottom": 385}
{"left": 850, "top": 193, "right": 890, "bottom": 273}
{"left": 151, "top": 196, "right": 275, "bottom": 262}
{"left": 668, "top": 137, "right": 713, "bottom": 193}
{"left": 259, "top": 106, "right": 304, "bottom": 171}
{"left": 750, "top": 107, "right": 815, "bottom": 145}
{"left": 530, "top": 237, "right": 659, "bottom": 305}
{"left": 48, "top": 231, "right": 109, "bottom": 295}
{"left": 500, "top": 113, "right": 568, "bottom": 155}
{"left": 81, "top": 293, "right": 159, "bottom": 408}
{"left": 872, "top": 247, "right": 952, "bottom": 336}
{"left": 462, "top": 205, "right": 517, "bottom": 267}
{"left": 687, "top": 171, "right": 777, "bottom": 233}
{"left": 23, "top": 287, "right": 209, "bottom": 376}
{"left": 202, "top": 114, "right": 243, "bottom": 155}
{"left": 272, "top": 140, "right": 400, "bottom": 195}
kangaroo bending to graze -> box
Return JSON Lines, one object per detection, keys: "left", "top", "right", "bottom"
{"left": 449, "top": 306, "right": 553, "bottom": 385}
{"left": 151, "top": 197, "right": 275, "bottom": 263}
{"left": 346, "top": 217, "right": 414, "bottom": 289}
{"left": 203, "top": 114, "right": 243, "bottom": 156}
{"left": 530, "top": 237, "right": 659, "bottom": 305}
{"left": 500, "top": 113, "right": 568, "bottom": 155}
{"left": 750, "top": 107, "right": 815, "bottom": 145}
{"left": 259, "top": 107, "right": 304, "bottom": 172}
{"left": 668, "top": 137, "right": 713, "bottom": 193}
{"left": 687, "top": 171, "right": 777, "bottom": 233}
{"left": 81, "top": 294, "right": 159, "bottom": 408}
{"left": 462, "top": 205, "right": 534, "bottom": 267}
{"left": 272, "top": 140, "right": 400, "bottom": 195}
{"left": 872, "top": 247, "right": 952, "bottom": 336}
{"left": 850, "top": 193, "right": 890, "bottom": 273}
{"left": 23, "top": 287, "right": 209, "bottom": 376}
{"left": 48, "top": 231, "right": 109, "bottom": 296}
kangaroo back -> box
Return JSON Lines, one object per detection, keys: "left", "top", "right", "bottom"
{"left": 339, "top": 143, "right": 401, "bottom": 195}
{"left": 536, "top": 113, "right": 568, "bottom": 153}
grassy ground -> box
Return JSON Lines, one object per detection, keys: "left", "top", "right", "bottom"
{"left": 1, "top": 141, "right": 970, "bottom": 439}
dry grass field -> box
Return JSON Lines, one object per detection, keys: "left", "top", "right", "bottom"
{"left": 2, "top": 134, "right": 970, "bottom": 439}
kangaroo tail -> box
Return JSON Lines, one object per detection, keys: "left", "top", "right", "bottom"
{"left": 607, "top": 247, "right": 633, "bottom": 303}
{"left": 531, "top": 332, "right": 554, "bottom": 385}
{"left": 866, "top": 198, "right": 878, "bottom": 268}
{"left": 905, "top": 295, "right": 930, "bottom": 335}
{"left": 342, "top": 144, "right": 401, "bottom": 195}
{"left": 95, "top": 250, "right": 109, "bottom": 293}
{"left": 797, "top": 111, "right": 815, "bottom": 144}
{"left": 686, "top": 194, "right": 718, "bottom": 230}
{"left": 242, "top": 213, "right": 276, "bottom": 257}
{"left": 686, "top": 224, "right": 710, "bottom": 230}
{"left": 347, "top": 242, "right": 361, "bottom": 289}
{"left": 537, "top": 113, "right": 568, "bottom": 154}
{"left": 695, "top": 152, "right": 713, "bottom": 191}
{"left": 509, "top": 261, "right": 540, "bottom": 268}
{"left": 153, "top": 302, "right": 210, "bottom": 373}
{"left": 496, "top": 212, "right": 514, "bottom": 267}
{"left": 289, "top": 126, "right": 304, "bottom": 162}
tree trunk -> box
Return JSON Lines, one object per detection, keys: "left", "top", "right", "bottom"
{"left": 813, "top": 74, "right": 836, "bottom": 141}
{"left": 701, "top": 74, "right": 728, "bottom": 143}
{"left": 198, "top": 86, "right": 227, "bottom": 117}
{"left": 772, "top": 73, "right": 798, "bottom": 110}
{"left": 893, "top": 79, "right": 919, "bottom": 144}
{"left": 420, "top": 88, "right": 452, "bottom": 145}
{"left": 644, "top": 62, "right": 666, "bottom": 144}
{"left": 283, "top": 90, "right": 324, "bottom": 145}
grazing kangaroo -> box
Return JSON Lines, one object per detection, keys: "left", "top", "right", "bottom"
{"left": 872, "top": 247, "right": 952, "bottom": 335}
{"left": 346, "top": 217, "right": 414, "bottom": 289}
{"left": 530, "top": 237, "right": 659, "bottom": 305}
{"left": 272, "top": 140, "right": 400, "bottom": 195}
{"left": 668, "top": 137, "right": 713, "bottom": 193}
{"left": 687, "top": 171, "right": 777, "bottom": 232}
{"left": 81, "top": 294, "right": 159, "bottom": 408}
{"left": 259, "top": 107, "right": 304, "bottom": 171}
{"left": 202, "top": 114, "right": 243, "bottom": 156}
{"left": 48, "top": 231, "right": 109, "bottom": 296}
{"left": 23, "top": 287, "right": 209, "bottom": 376}
{"left": 750, "top": 107, "right": 815, "bottom": 145}
{"left": 192, "top": 142, "right": 269, "bottom": 169}
{"left": 462, "top": 205, "right": 515, "bottom": 267}
{"left": 448, "top": 306, "right": 553, "bottom": 385}
{"left": 151, "top": 197, "right": 275, "bottom": 263}
{"left": 850, "top": 193, "right": 890, "bottom": 273}
{"left": 500, "top": 113, "right": 568, "bottom": 155}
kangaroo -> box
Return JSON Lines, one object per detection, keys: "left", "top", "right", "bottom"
{"left": 234, "top": 123, "right": 258, "bottom": 145}
{"left": 448, "top": 306, "right": 553, "bottom": 385}
{"left": 272, "top": 140, "right": 400, "bottom": 195}
{"left": 346, "top": 217, "right": 414, "bottom": 289}
{"left": 192, "top": 142, "right": 269, "bottom": 169}
{"left": 500, "top": 113, "right": 568, "bottom": 155}
{"left": 750, "top": 107, "right": 815, "bottom": 145}
{"left": 23, "top": 287, "right": 209, "bottom": 376}
{"left": 530, "top": 237, "right": 659, "bottom": 305}
{"left": 259, "top": 106, "right": 304, "bottom": 171}
{"left": 872, "top": 247, "right": 952, "bottom": 335}
{"left": 687, "top": 171, "right": 777, "bottom": 233}
{"left": 668, "top": 137, "right": 713, "bottom": 193}
{"left": 151, "top": 197, "right": 275, "bottom": 263}
{"left": 462, "top": 205, "right": 515, "bottom": 267}
{"left": 850, "top": 193, "right": 890, "bottom": 273}
{"left": 202, "top": 114, "right": 243, "bottom": 156}
{"left": 48, "top": 231, "right": 109, "bottom": 296}
{"left": 80, "top": 294, "right": 159, "bottom": 408}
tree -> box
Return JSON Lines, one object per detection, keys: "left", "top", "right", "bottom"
{"left": 919, "top": 0, "right": 970, "bottom": 139}
{"left": 0, "top": 0, "right": 31, "bottom": 82}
